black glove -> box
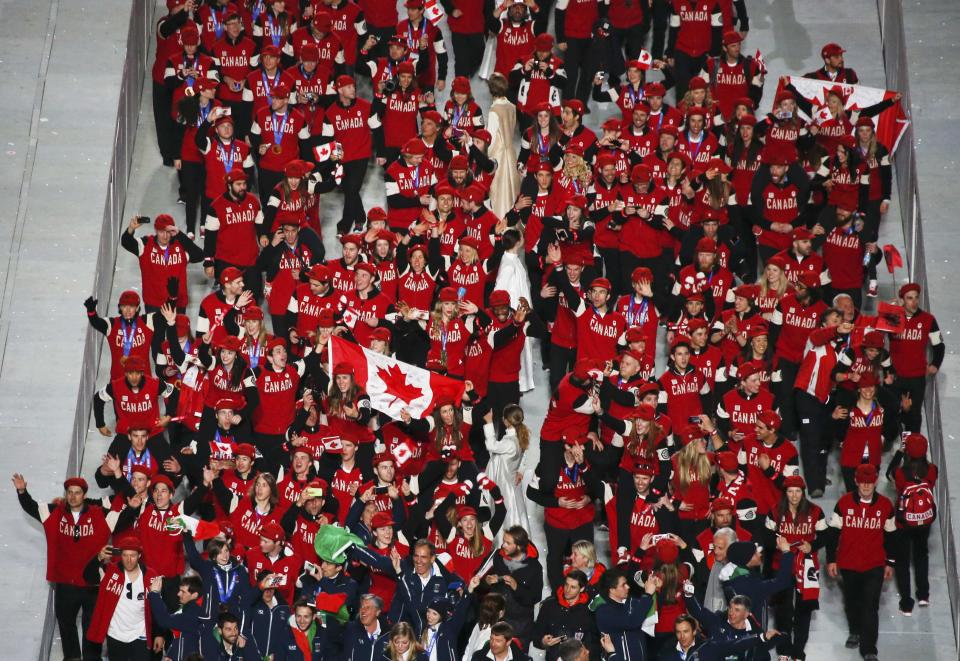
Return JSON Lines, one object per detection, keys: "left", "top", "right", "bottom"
{"left": 167, "top": 276, "right": 180, "bottom": 298}
{"left": 84, "top": 296, "right": 98, "bottom": 313}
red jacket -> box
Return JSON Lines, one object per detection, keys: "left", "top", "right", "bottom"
{"left": 87, "top": 563, "right": 157, "bottom": 644}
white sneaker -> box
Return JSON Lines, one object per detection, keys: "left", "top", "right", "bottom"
{"left": 918, "top": 599, "right": 930, "bottom": 607}
{"left": 901, "top": 609, "right": 913, "bottom": 617}
{"left": 867, "top": 280, "right": 878, "bottom": 297}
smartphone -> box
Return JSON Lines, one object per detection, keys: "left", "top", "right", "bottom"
{"left": 108, "top": 546, "right": 121, "bottom": 556}
{"left": 267, "top": 574, "right": 287, "bottom": 587}
{"left": 304, "top": 487, "right": 325, "bottom": 498}
{"left": 688, "top": 415, "right": 702, "bottom": 424}
{"left": 457, "top": 287, "right": 467, "bottom": 300}
{"left": 304, "top": 560, "right": 319, "bottom": 574}
{"left": 222, "top": 107, "right": 232, "bottom": 116}
{"left": 651, "top": 533, "right": 671, "bottom": 544}
{"left": 374, "top": 486, "right": 390, "bottom": 496}
{"left": 136, "top": 216, "right": 151, "bottom": 225}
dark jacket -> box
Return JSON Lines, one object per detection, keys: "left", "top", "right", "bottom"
{"left": 721, "top": 551, "right": 795, "bottom": 629}
{"left": 594, "top": 594, "right": 655, "bottom": 661}
{"left": 683, "top": 595, "right": 780, "bottom": 661}
{"left": 388, "top": 557, "right": 462, "bottom": 635}
{"left": 482, "top": 545, "right": 544, "bottom": 643}
{"left": 245, "top": 594, "right": 292, "bottom": 660}
{"left": 532, "top": 589, "right": 600, "bottom": 661}
{"left": 148, "top": 594, "right": 206, "bottom": 661}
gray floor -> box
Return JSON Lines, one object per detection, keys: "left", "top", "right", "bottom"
{"left": 2, "top": 0, "right": 956, "bottom": 658}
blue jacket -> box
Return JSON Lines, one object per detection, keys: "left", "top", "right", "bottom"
{"left": 595, "top": 594, "right": 655, "bottom": 661}
{"left": 683, "top": 596, "right": 779, "bottom": 661}
{"left": 388, "top": 558, "right": 462, "bottom": 635}
{"left": 721, "top": 551, "right": 795, "bottom": 629}
{"left": 342, "top": 618, "right": 391, "bottom": 661}
{"left": 420, "top": 593, "right": 472, "bottom": 661}
{"left": 183, "top": 534, "right": 255, "bottom": 623}
{"left": 197, "top": 628, "right": 261, "bottom": 660}
{"left": 148, "top": 593, "right": 207, "bottom": 661}
{"left": 245, "top": 595, "right": 292, "bottom": 659}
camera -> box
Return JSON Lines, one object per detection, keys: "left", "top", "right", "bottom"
{"left": 382, "top": 77, "right": 398, "bottom": 94}
{"left": 136, "top": 216, "right": 151, "bottom": 225}
{"left": 305, "top": 92, "right": 317, "bottom": 104}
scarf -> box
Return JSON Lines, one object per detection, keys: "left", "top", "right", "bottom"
{"left": 291, "top": 621, "right": 316, "bottom": 659}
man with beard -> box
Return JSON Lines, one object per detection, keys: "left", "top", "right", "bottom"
{"left": 204, "top": 169, "right": 265, "bottom": 299}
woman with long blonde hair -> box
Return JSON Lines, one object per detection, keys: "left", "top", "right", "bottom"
{"left": 671, "top": 425, "right": 715, "bottom": 525}
{"left": 557, "top": 150, "right": 592, "bottom": 197}
{"left": 483, "top": 404, "right": 531, "bottom": 535}
{"left": 755, "top": 255, "right": 792, "bottom": 319}
{"left": 385, "top": 621, "right": 424, "bottom": 661}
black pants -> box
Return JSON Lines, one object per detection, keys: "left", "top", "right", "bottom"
{"left": 533, "top": 0, "right": 555, "bottom": 34}
{"left": 258, "top": 167, "right": 284, "bottom": 200}
{"left": 179, "top": 161, "right": 205, "bottom": 234}
{"left": 862, "top": 199, "right": 883, "bottom": 244}
{"left": 598, "top": 247, "right": 622, "bottom": 299}
{"left": 548, "top": 345, "right": 576, "bottom": 394}
{"left": 795, "top": 390, "right": 830, "bottom": 493}
{"left": 544, "top": 521, "right": 594, "bottom": 589}
{"left": 106, "top": 637, "right": 151, "bottom": 661}
{"left": 339, "top": 158, "right": 370, "bottom": 234}
{"left": 225, "top": 98, "right": 252, "bottom": 141}
{"left": 897, "top": 375, "right": 926, "bottom": 432}
{"left": 563, "top": 38, "right": 596, "bottom": 104}
{"left": 153, "top": 81, "right": 177, "bottom": 164}
{"left": 650, "top": 0, "right": 670, "bottom": 59}
{"left": 367, "top": 25, "right": 397, "bottom": 61}
{"left": 254, "top": 432, "right": 287, "bottom": 476}
{"left": 758, "top": 243, "right": 779, "bottom": 268}
{"left": 671, "top": 51, "right": 706, "bottom": 101}
{"left": 840, "top": 567, "right": 884, "bottom": 656}
{"left": 895, "top": 524, "right": 932, "bottom": 611}
{"left": 537, "top": 441, "right": 567, "bottom": 513}
{"left": 270, "top": 313, "right": 289, "bottom": 347}
{"left": 775, "top": 359, "right": 800, "bottom": 439}
{"left": 607, "top": 26, "right": 646, "bottom": 82}
{"left": 452, "top": 32, "right": 485, "bottom": 78}
{"left": 773, "top": 589, "right": 816, "bottom": 660}
{"left": 214, "top": 259, "right": 264, "bottom": 303}
{"left": 55, "top": 583, "right": 101, "bottom": 661}
{"left": 840, "top": 466, "right": 860, "bottom": 493}
{"left": 487, "top": 379, "right": 522, "bottom": 437}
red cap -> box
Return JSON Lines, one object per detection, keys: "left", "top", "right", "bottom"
{"left": 632, "top": 266, "right": 653, "bottom": 283}
{"left": 856, "top": 372, "right": 878, "bottom": 389}
{"left": 116, "top": 535, "right": 144, "bottom": 553}
{"left": 792, "top": 227, "right": 814, "bottom": 241}
{"left": 774, "top": 90, "right": 795, "bottom": 106}
{"left": 669, "top": 151, "right": 692, "bottom": 170}
{"left": 397, "top": 61, "right": 416, "bottom": 76}
{"left": 405, "top": 0, "right": 425, "bottom": 7}
{"left": 695, "top": 237, "right": 717, "bottom": 253}
{"left": 154, "top": 214, "right": 176, "bottom": 231}
{"left": 862, "top": 331, "right": 885, "bottom": 349}
{"left": 738, "top": 360, "right": 763, "bottom": 380}
{"left": 670, "top": 335, "right": 692, "bottom": 351}
{"left": 633, "top": 403, "right": 656, "bottom": 421}
{"left": 655, "top": 539, "right": 679, "bottom": 564}
{"left": 821, "top": 42, "right": 845, "bottom": 58}
{"left": 271, "top": 81, "right": 291, "bottom": 99}
{"left": 267, "top": 337, "right": 286, "bottom": 354}
{"left": 711, "top": 497, "right": 735, "bottom": 512}
{"left": 705, "top": 158, "right": 732, "bottom": 175}
{"left": 63, "top": 477, "right": 89, "bottom": 493}
{"left": 312, "top": 11, "right": 333, "bottom": 31}
{"left": 687, "top": 318, "right": 709, "bottom": 333}
{"left": 899, "top": 282, "right": 921, "bottom": 298}
{"left": 222, "top": 168, "right": 247, "bottom": 186}
{"left": 456, "top": 505, "right": 478, "bottom": 520}
{"left": 458, "top": 235, "right": 482, "bottom": 252}
{"left": 733, "top": 97, "right": 755, "bottom": 111}
{"left": 451, "top": 76, "right": 471, "bottom": 94}
{"left": 758, "top": 410, "right": 782, "bottom": 431}
{"left": 572, "top": 358, "right": 602, "bottom": 381}
{"left": 855, "top": 463, "right": 879, "bottom": 484}
{"left": 534, "top": 33, "right": 555, "bottom": 52}
{"left": 333, "top": 362, "right": 354, "bottom": 376}
{"left": 355, "top": 261, "right": 377, "bottom": 277}
{"left": 118, "top": 289, "right": 141, "bottom": 306}
{"left": 630, "top": 164, "right": 652, "bottom": 183}
{"left": 402, "top": 138, "right": 426, "bottom": 155}
{"left": 644, "top": 82, "right": 666, "bottom": 97}
{"left": 462, "top": 185, "right": 485, "bottom": 204}
{"left": 734, "top": 284, "right": 758, "bottom": 300}
{"left": 152, "top": 474, "right": 175, "bottom": 492}
{"left": 175, "top": 314, "right": 191, "bottom": 337}
{"left": 335, "top": 74, "right": 355, "bottom": 89}
{"left": 449, "top": 154, "right": 470, "bottom": 171}
{"left": 305, "top": 264, "right": 331, "bottom": 283}
{"left": 301, "top": 44, "right": 321, "bottom": 64}
{"left": 677, "top": 424, "right": 704, "bottom": 446}
{"left": 123, "top": 356, "right": 148, "bottom": 373}
{"left": 373, "top": 452, "right": 395, "bottom": 467}
{"left": 905, "top": 433, "right": 928, "bottom": 459}
{"left": 260, "top": 522, "right": 286, "bottom": 542}
{"left": 340, "top": 233, "right": 364, "bottom": 247}
{"left": 855, "top": 116, "right": 875, "bottom": 129}
{"left": 317, "top": 308, "right": 336, "bottom": 328}
{"left": 489, "top": 290, "right": 511, "bottom": 308}
{"left": 421, "top": 110, "right": 443, "bottom": 126}
{"left": 563, "top": 99, "right": 585, "bottom": 116}
{"left": 717, "top": 452, "right": 739, "bottom": 472}
{"left": 596, "top": 153, "right": 618, "bottom": 170}
{"left": 214, "top": 394, "right": 244, "bottom": 410}
{"left": 633, "top": 461, "right": 657, "bottom": 477}
{"left": 625, "top": 326, "right": 646, "bottom": 344}
{"left": 438, "top": 287, "right": 459, "bottom": 303}
{"left": 371, "top": 511, "right": 395, "bottom": 529}
{"left": 565, "top": 194, "right": 588, "bottom": 210}
{"left": 180, "top": 23, "right": 201, "bottom": 46}
{"left": 235, "top": 443, "right": 256, "bottom": 459}
{"left": 602, "top": 117, "right": 623, "bottom": 132}
{"left": 590, "top": 277, "right": 612, "bottom": 291}
{"left": 739, "top": 114, "right": 758, "bottom": 127}
{"left": 783, "top": 475, "right": 806, "bottom": 490}
{"left": 220, "top": 266, "right": 244, "bottom": 285}
{"left": 723, "top": 30, "right": 744, "bottom": 46}
{"left": 687, "top": 78, "right": 707, "bottom": 92}
{"left": 261, "top": 45, "right": 281, "bottom": 58}
{"left": 470, "top": 128, "right": 492, "bottom": 144}
{"left": 370, "top": 327, "right": 392, "bottom": 343}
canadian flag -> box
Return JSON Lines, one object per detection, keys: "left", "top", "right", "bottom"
{"left": 313, "top": 140, "right": 340, "bottom": 162}
{"left": 328, "top": 335, "right": 465, "bottom": 419}
{"left": 814, "top": 106, "right": 834, "bottom": 126}
{"left": 754, "top": 49, "right": 767, "bottom": 74}
{"left": 774, "top": 76, "right": 910, "bottom": 153}
{"left": 424, "top": 0, "right": 445, "bottom": 25}
{"left": 636, "top": 49, "right": 653, "bottom": 70}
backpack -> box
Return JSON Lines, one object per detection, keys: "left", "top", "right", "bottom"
{"left": 897, "top": 481, "right": 937, "bottom": 527}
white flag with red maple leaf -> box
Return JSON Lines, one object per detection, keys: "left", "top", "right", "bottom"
{"left": 328, "top": 335, "right": 466, "bottom": 419}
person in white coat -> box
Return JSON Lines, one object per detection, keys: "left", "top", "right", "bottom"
{"left": 483, "top": 405, "right": 531, "bottom": 543}
{"left": 494, "top": 229, "right": 537, "bottom": 393}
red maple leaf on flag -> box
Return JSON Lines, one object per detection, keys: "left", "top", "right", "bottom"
{"left": 378, "top": 364, "right": 424, "bottom": 406}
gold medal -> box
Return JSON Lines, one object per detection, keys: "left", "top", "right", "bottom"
{"left": 271, "top": 144, "right": 282, "bottom": 155}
